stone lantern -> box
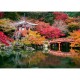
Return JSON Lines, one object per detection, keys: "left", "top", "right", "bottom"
{"left": 43, "top": 41, "right": 49, "bottom": 53}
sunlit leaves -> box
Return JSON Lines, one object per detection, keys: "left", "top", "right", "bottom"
{"left": 21, "top": 30, "right": 46, "bottom": 45}
{"left": 70, "top": 30, "right": 80, "bottom": 47}
{"left": 0, "top": 18, "right": 16, "bottom": 32}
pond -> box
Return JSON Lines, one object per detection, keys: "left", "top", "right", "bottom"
{"left": 0, "top": 43, "right": 80, "bottom": 68}
{"left": 0, "top": 49, "right": 80, "bottom": 68}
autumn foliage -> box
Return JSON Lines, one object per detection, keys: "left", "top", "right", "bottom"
{"left": 70, "top": 30, "right": 80, "bottom": 47}
{"left": 0, "top": 19, "right": 16, "bottom": 33}
{"left": 35, "top": 21, "right": 65, "bottom": 39}
{"left": 0, "top": 31, "right": 14, "bottom": 46}
{"left": 21, "top": 30, "right": 46, "bottom": 45}
{"left": 53, "top": 12, "right": 68, "bottom": 20}
{"left": 65, "top": 17, "right": 80, "bottom": 32}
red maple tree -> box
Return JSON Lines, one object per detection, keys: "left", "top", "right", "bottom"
{"left": 0, "top": 32, "right": 14, "bottom": 46}
{"left": 35, "top": 21, "right": 65, "bottom": 39}
{"left": 53, "top": 12, "right": 68, "bottom": 20}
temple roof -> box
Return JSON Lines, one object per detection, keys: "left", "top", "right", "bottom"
{"left": 12, "top": 20, "right": 38, "bottom": 27}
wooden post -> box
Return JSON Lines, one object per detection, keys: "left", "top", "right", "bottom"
{"left": 58, "top": 42, "right": 61, "bottom": 51}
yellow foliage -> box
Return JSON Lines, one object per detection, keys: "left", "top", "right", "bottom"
{"left": 0, "top": 18, "right": 16, "bottom": 32}
{"left": 70, "top": 30, "right": 80, "bottom": 47}
{"left": 68, "top": 22, "right": 79, "bottom": 27}
{"left": 21, "top": 36, "right": 31, "bottom": 45}
{"left": 21, "top": 30, "right": 46, "bottom": 45}
{"left": 65, "top": 17, "right": 76, "bottom": 24}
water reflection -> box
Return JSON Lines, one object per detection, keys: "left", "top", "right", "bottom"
{"left": 0, "top": 43, "right": 80, "bottom": 68}
{"left": 70, "top": 48, "right": 80, "bottom": 54}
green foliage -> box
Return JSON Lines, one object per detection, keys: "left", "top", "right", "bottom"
{"left": 43, "top": 12, "right": 54, "bottom": 25}
{"left": 19, "top": 12, "right": 54, "bottom": 25}
{"left": 3, "top": 12, "right": 20, "bottom": 20}
{"left": 26, "top": 12, "right": 43, "bottom": 19}
{"left": 65, "top": 12, "right": 80, "bottom": 17}
{"left": 3, "top": 12, "right": 54, "bottom": 25}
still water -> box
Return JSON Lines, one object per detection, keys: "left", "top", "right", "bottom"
{"left": 0, "top": 50, "right": 80, "bottom": 68}
{"left": 0, "top": 43, "right": 80, "bottom": 68}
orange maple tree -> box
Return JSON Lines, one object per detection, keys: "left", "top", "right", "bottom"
{"left": 70, "top": 30, "right": 80, "bottom": 47}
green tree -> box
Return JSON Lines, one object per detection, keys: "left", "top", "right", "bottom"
{"left": 18, "top": 12, "right": 54, "bottom": 25}
{"left": 65, "top": 12, "right": 80, "bottom": 17}
{"left": 4, "top": 12, "right": 20, "bottom": 20}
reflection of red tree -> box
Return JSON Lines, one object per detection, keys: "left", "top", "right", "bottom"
{"left": 0, "top": 32, "right": 14, "bottom": 46}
